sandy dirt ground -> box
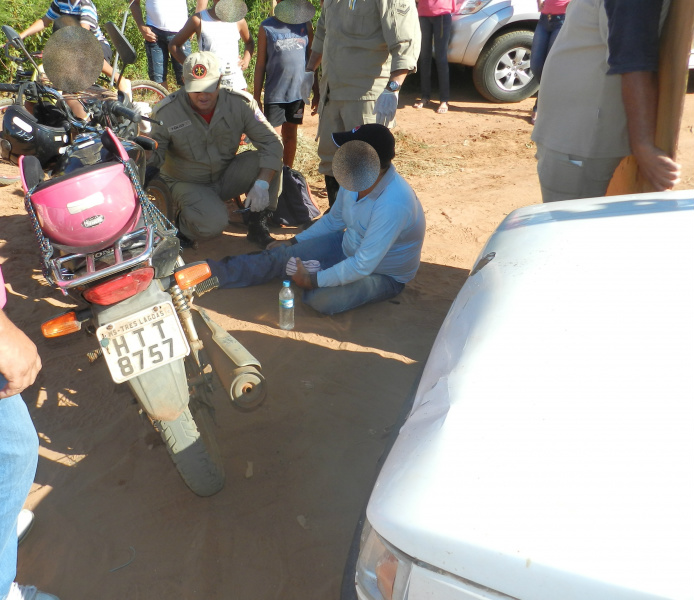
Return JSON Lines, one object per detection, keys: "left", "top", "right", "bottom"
{"left": 1, "top": 72, "right": 693, "bottom": 600}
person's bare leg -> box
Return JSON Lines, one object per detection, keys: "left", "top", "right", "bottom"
{"left": 281, "top": 122, "right": 298, "bottom": 168}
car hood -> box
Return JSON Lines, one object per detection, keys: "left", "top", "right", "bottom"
{"left": 368, "top": 193, "right": 694, "bottom": 600}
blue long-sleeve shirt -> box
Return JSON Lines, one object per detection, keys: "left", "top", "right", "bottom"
{"left": 295, "top": 165, "right": 426, "bottom": 288}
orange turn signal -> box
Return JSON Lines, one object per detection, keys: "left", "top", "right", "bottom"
{"left": 175, "top": 262, "right": 212, "bottom": 290}
{"left": 41, "top": 312, "right": 82, "bottom": 338}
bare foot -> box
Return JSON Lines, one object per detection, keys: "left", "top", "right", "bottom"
{"left": 436, "top": 102, "right": 449, "bottom": 114}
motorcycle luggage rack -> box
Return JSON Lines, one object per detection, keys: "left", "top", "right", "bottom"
{"left": 48, "top": 225, "right": 156, "bottom": 293}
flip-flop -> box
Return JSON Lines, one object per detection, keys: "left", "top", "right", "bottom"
{"left": 413, "top": 98, "right": 429, "bottom": 109}
{"left": 436, "top": 103, "right": 449, "bottom": 114}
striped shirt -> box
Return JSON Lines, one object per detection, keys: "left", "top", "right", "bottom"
{"left": 45, "top": 0, "right": 106, "bottom": 42}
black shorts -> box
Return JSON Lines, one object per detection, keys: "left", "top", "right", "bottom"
{"left": 264, "top": 99, "right": 305, "bottom": 127}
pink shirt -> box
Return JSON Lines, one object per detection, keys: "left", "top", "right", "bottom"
{"left": 541, "top": 0, "right": 570, "bottom": 15}
{"left": 417, "top": 0, "right": 456, "bottom": 18}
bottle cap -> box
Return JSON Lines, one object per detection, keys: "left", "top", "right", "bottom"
{"left": 283, "top": 280, "right": 290, "bottom": 287}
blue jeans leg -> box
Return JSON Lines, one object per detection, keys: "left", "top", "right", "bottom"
{"left": 418, "top": 17, "right": 433, "bottom": 100}
{"left": 0, "top": 395, "right": 38, "bottom": 597}
{"left": 146, "top": 28, "right": 191, "bottom": 86}
{"left": 208, "top": 231, "right": 347, "bottom": 289}
{"left": 302, "top": 274, "right": 405, "bottom": 315}
{"left": 432, "top": 14, "right": 452, "bottom": 103}
{"left": 530, "top": 14, "right": 565, "bottom": 83}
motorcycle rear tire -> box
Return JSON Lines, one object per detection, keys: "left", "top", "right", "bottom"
{"left": 131, "top": 80, "right": 169, "bottom": 108}
{"left": 156, "top": 400, "right": 226, "bottom": 497}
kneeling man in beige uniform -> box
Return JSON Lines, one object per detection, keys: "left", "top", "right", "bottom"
{"left": 149, "top": 51, "right": 283, "bottom": 247}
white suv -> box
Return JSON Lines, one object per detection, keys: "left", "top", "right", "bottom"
{"left": 448, "top": 0, "right": 540, "bottom": 102}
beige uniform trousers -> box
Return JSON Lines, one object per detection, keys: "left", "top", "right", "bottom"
{"left": 162, "top": 150, "right": 281, "bottom": 240}
{"left": 317, "top": 97, "right": 377, "bottom": 177}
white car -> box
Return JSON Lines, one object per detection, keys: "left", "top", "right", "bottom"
{"left": 344, "top": 191, "right": 694, "bottom": 600}
{"left": 448, "top": 0, "right": 540, "bottom": 102}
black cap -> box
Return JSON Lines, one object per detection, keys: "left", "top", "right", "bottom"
{"left": 332, "top": 124, "right": 395, "bottom": 167}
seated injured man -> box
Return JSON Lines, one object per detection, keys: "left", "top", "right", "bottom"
{"left": 206, "top": 123, "right": 426, "bottom": 315}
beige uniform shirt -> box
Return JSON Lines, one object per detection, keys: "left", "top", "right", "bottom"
{"left": 149, "top": 88, "right": 283, "bottom": 184}
{"left": 312, "top": 0, "right": 421, "bottom": 102}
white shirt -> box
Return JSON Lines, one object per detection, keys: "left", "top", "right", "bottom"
{"left": 145, "top": 0, "right": 188, "bottom": 32}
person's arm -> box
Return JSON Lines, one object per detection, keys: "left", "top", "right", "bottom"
{"left": 306, "top": 22, "right": 320, "bottom": 112}
{"left": 380, "top": 0, "right": 420, "bottom": 79}
{"left": 195, "top": 0, "right": 209, "bottom": 12}
{"left": 604, "top": 0, "right": 680, "bottom": 190}
{"left": 169, "top": 16, "right": 200, "bottom": 65}
{"left": 253, "top": 25, "right": 268, "bottom": 104}
{"left": 0, "top": 310, "right": 41, "bottom": 399}
{"left": 307, "top": 5, "right": 325, "bottom": 71}
{"left": 622, "top": 71, "right": 681, "bottom": 190}
{"left": 130, "top": 0, "right": 157, "bottom": 43}
{"left": 19, "top": 17, "right": 51, "bottom": 40}
{"left": 237, "top": 19, "right": 254, "bottom": 70}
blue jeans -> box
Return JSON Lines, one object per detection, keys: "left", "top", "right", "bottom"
{"left": 0, "top": 394, "right": 38, "bottom": 598}
{"left": 530, "top": 14, "right": 565, "bottom": 83}
{"left": 145, "top": 27, "right": 191, "bottom": 86}
{"left": 418, "top": 14, "right": 452, "bottom": 102}
{"left": 207, "top": 231, "right": 406, "bottom": 315}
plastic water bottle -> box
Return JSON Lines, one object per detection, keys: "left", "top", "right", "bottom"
{"left": 279, "top": 280, "right": 295, "bottom": 330}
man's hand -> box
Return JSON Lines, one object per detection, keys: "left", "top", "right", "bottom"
{"left": 633, "top": 144, "right": 682, "bottom": 191}
{"left": 267, "top": 239, "right": 293, "bottom": 250}
{"left": 245, "top": 180, "right": 271, "bottom": 212}
{"left": 301, "top": 71, "right": 315, "bottom": 105}
{"left": 291, "top": 258, "right": 313, "bottom": 290}
{"left": 0, "top": 311, "right": 41, "bottom": 399}
{"left": 374, "top": 90, "right": 399, "bottom": 125}
{"left": 139, "top": 25, "right": 157, "bottom": 43}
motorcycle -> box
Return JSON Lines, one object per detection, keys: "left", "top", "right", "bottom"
{"left": 0, "top": 23, "right": 161, "bottom": 173}
{"left": 19, "top": 128, "right": 267, "bottom": 496}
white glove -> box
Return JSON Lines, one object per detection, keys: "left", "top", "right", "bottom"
{"left": 300, "top": 71, "right": 315, "bottom": 105}
{"left": 245, "top": 180, "right": 270, "bottom": 212}
{"left": 374, "top": 90, "right": 399, "bottom": 125}
{"left": 286, "top": 257, "right": 321, "bottom": 276}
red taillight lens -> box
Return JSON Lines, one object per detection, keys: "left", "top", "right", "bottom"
{"left": 83, "top": 267, "right": 154, "bottom": 306}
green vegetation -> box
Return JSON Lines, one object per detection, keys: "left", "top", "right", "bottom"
{"left": 0, "top": 0, "right": 320, "bottom": 88}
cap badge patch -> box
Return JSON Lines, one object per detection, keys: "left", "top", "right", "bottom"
{"left": 192, "top": 64, "right": 208, "bottom": 79}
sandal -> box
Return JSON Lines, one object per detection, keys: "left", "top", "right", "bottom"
{"left": 413, "top": 98, "right": 429, "bottom": 109}
{"left": 436, "top": 102, "right": 449, "bottom": 114}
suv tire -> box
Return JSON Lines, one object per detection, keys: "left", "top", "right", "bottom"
{"left": 472, "top": 30, "right": 539, "bottom": 102}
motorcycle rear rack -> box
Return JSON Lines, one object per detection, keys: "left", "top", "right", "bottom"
{"left": 47, "top": 225, "right": 156, "bottom": 294}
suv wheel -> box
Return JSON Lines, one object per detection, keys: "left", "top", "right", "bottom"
{"left": 472, "top": 30, "right": 539, "bottom": 102}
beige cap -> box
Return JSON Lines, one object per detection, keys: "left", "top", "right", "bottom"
{"left": 183, "top": 52, "right": 221, "bottom": 93}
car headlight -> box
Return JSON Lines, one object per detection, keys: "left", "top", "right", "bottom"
{"left": 456, "top": 0, "right": 492, "bottom": 15}
{"left": 355, "top": 520, "right": 414, "bottom": 600}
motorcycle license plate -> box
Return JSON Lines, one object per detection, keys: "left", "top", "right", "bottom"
{"left": 96, "top": 301, "right": 190, "bottom": 384}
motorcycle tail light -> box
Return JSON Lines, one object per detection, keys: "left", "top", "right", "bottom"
{"left": 83, "top": 267, "right": 154, "bottom": 306}
{"left": 42, "top": 311, "right": 82, "bottom": 338}
{"left": 174, "top": 262, "right": 212, "bottom": 290}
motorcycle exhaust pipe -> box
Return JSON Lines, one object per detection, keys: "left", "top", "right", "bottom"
{"left": 190, "top": 306, "right": 266, "bottom": 410}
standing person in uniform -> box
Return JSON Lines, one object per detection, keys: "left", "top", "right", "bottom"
{"left": 413, "top": 0, "right": 455, "bottom": 114}
{"left": 130, "top": 0, "right": 200, "bottom": 89}
{"left": 0, "top": 267, "right": 58, "bottom": 600}
{"left": 531, "top": 0, "right": 681, "bottom": 202}
{"left": 169, "top": 0, "right": 254, "bottom": 92}
{"left": 19, "top": 0, "right": 127, "bottom": 93}
{"left": 528, "top": 0, "right": 570, "bottom": 124}
{"left": 148, "top": 51, "right": 283, "bottom": 248}
{"left": 304, "top": 0, "right": 421, "bottom": 207}
{"left": 254, "top": 0, "right": 319, "bottom": 168}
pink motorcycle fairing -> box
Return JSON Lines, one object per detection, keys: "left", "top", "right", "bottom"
{"left": 20, "top": 128, "right": 141, "bottom": 253}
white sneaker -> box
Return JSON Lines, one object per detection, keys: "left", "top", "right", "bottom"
{"left": 17, "top": 509, "right": 34, "bottom": 545}
{"left": 5, "top": 583, "right": 60, "bottom": 600}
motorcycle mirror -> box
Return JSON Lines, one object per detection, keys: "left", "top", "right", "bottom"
{"left": 1, "top": 25, "right": 21, "bottom": 44}
{"left": 43, "top": 26, "right": 103, "bottom": 93}
{"left": 104, "top": 22, "right": 136, "bottom": 67}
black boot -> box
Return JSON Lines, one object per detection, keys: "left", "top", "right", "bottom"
{"left": 246, "top": 210, "right": 275, "bottom": 248}
{"left": 325, "top": 175, "right": 340, "bottom": 209}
